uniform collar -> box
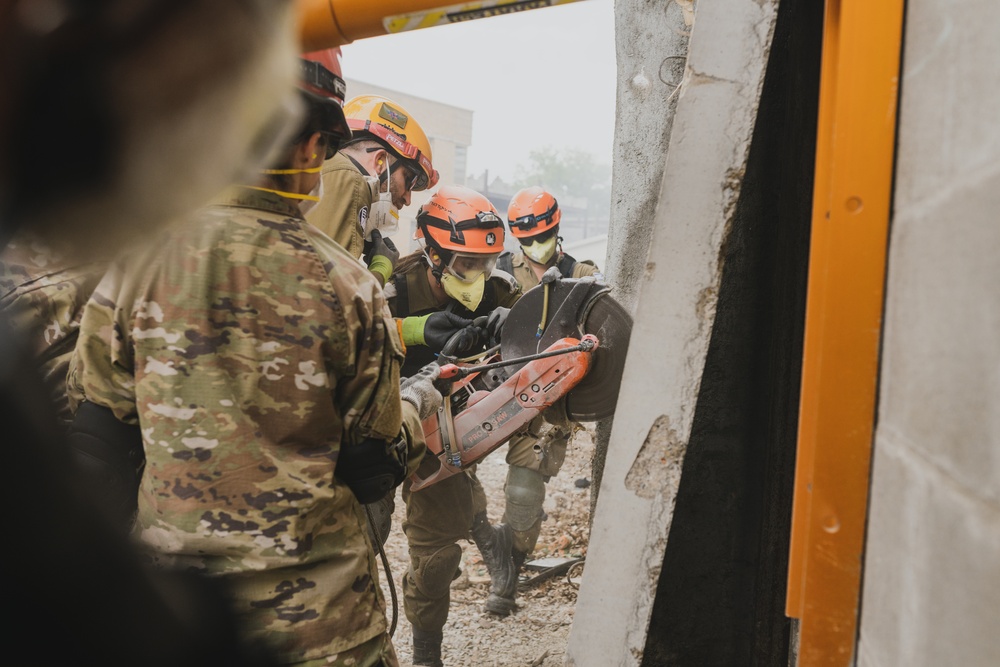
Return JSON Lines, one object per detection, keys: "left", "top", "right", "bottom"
{"left": 403, "top": 261, "right": 447, "bottom": 313}
{"left": 214, "top": 185, "right": 304, "bottom": 219}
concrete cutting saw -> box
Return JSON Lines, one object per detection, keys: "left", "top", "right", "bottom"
{"left": 410, "top": 275, "right": 633, "bottom": 491}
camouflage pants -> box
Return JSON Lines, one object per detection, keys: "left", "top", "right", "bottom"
{"left": 401, "top": 457, "right": 487, "bottom": 632}
{"left": 292, "top": 631, "right": 398, "bottom": 667}
{"left": 503, "top": 414, "right": 573, "bottom": 554}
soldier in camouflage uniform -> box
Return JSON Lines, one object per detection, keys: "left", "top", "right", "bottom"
{"left": 67, "top": 52, "right": 437, "bottom": 667}
{"left": 383, "top": 185, "right": 520, "bottom": 667}
{"left": 0, "top": 233, "right": 104, "bottom": 425}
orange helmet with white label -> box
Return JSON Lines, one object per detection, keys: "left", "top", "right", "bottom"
{"left": 506, "top": 186, "right": 561, "bottom": 240}
{"left": 416, "top": 186, "right": 505, "bottom": 280}
{"left": 344, "top": 94, "right": 439, "bottom": 191}
{"left": 299, "top": 49, "right": 351, "bottom": 154}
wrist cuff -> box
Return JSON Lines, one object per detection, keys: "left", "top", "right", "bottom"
{"left": 368, "top": 255, "right": 393, "bottom": 285}
{"left": 401, "top": 314, "right": 430, "bottom": 346}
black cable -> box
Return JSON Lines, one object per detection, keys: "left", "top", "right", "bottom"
{"left": 365, "top": 502, "right": 399, "bottom": 638}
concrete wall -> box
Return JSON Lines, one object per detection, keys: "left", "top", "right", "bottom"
{"left": 567, "top": 0, "right": 779, "bottom": 663}
{"left": 858, "top": 2, "right": 1000, "bottom": 666}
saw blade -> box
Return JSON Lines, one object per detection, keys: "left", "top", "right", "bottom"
{"left": 501, "top": 280, "right": 632, "bottom": 421}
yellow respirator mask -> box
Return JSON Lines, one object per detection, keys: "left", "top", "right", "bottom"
{"left": 440, "top": 272, "right": 486, "bottom": 311}
{"left": 523, "top": 236, "right": 558, "bottom": 264}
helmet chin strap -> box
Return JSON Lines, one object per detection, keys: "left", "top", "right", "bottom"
{"left": 423, "top": 246, "right": 447, "bottom": 284}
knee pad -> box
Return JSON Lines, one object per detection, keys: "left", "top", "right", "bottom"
{"left": 504, "top": 466, "right": 546, "bottom": 532}
{"left": 408, "top": 544, "right": 462, "bottom": 600}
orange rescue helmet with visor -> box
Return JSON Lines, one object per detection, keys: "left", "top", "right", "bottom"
{"left": 416, "top": 185, "right": 505, "bottom": 281}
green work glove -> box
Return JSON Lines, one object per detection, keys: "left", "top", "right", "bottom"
{"left": 401, "top": 312, "right": 475, "bottom": 352}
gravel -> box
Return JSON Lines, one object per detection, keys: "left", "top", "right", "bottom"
{"left": 377, "top": 425, "right": 596, "bottom": 667}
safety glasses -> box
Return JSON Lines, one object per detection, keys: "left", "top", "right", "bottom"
{"left": 519, "top": 227, "right": 558, "bottom": 244}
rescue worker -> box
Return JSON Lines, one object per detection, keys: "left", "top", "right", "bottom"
{"left": 0, "top": 235, "right": 104, "bottom": 426}
{"left": 486, "top": 186, "right": 605, "bottom": 615}
{"left": 66, "top": 51, "right": 439, "bottom": 667}
{"left": 305, "top": 93, "right": 439, "bottom": 286}
{"left": 385, "top": 185, "right": 520, "bottom": 666}
{"left": 2, "top": 3, "right": 306, "bottom": 664}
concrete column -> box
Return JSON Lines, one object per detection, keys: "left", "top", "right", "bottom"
{"left": 567, "top": 1, "right": 779, "bottom": 664}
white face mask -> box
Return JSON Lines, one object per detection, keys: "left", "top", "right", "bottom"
{"left": 298, "top": 175, "right": 324, "bottom": 216}
{"left": 364, "top": 163, "right": 400, "bottom": 240}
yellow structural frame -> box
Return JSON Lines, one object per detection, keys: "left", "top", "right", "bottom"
{"left": 298, "top": 0, "right": 584, "bottom": 50}
{"left": 786, "top": 0, "right": 905, "bottom": 664}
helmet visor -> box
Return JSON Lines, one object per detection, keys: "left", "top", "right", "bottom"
{"left": 446, "top": 252, "right": 499, "bottom": 281}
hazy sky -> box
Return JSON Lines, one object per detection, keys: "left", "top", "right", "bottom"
{"left": 341, "top": 0, "right": 616, "bottom": 183}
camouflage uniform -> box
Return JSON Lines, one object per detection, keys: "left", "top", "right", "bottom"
{"left": 305, "top": 152, "right": 375, "bottom": 260}
{"left": 0, "top": 232, "right": 104, "bottom": 424}
{"left": 67, "top": 187, "right": 424, "bottom": 666}
{"left": 384, "top": 258, "right": 520, "bottom": 633}
{"left": 500, "top": 249, "right": 602, "bottom": 555}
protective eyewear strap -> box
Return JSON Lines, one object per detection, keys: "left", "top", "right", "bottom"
{"left": 349, "top": 119, "right": 429, "bottom": 184}
{"left": 512, "top": 201, "right": 558, "bottom": 231}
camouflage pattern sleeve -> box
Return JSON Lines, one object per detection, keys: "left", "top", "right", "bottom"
{"left": 303, "top": 225, "right": 420, "bottom": 449}
{"left": 1, "top": 232, "right": 105, "bottom": 421}
{"left": 66, "top": 258, "right": 142, "bottom": 424}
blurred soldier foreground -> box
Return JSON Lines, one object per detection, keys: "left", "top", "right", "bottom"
{"left": 64, "top": 46, "right": 443, "bottom": 666}
{"left": 0, "top": 2, "right": 318, "bottom": 664}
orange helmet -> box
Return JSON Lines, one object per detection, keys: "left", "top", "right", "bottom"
{"left": 507, "top": 186, "right": 561, "bottom": 239}
{"left": 299, "top": 48, "right": 351, "bottom": 155}
{"left": 417, "top": 185, "right": 505, "bottom": 255}
{"left": 344, "top": 94, "right": 439, "bottom": 191}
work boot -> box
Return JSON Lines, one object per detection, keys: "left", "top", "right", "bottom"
{"left": 469, "top": 512, "right": 518, "bottom": 616}
{"left": 412, "top": 628, "right": 443, "bottom": 667}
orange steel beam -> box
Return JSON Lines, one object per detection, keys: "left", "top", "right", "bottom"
{"left": 785, "top": 0, "right": 905, "bottom": 664}
{"left": 299, "top": 0, "right": 585, "bottom": 51}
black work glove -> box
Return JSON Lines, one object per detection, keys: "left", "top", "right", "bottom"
{"left": 439, "top": 324, "right": 487, "bottom": 360}
{"left": 401, "top": 311, "right": 475, "bottom": 352}
{"left": 485, "top": 306, "right": 510, "bottom": 347}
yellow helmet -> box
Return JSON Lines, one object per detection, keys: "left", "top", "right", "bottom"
{"left": 343, "top": 94, "right": 439, "bottom": 191}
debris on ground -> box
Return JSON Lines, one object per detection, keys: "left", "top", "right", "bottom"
{"left": 379, "top": 426, "right": 596, "bottom": 667}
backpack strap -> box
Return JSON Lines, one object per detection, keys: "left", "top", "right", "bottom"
{"left": 556, "top": 252, "right": 577, "bottom": 278}
{"left": 497, "top": 250, "right": 514, "bottom": 276}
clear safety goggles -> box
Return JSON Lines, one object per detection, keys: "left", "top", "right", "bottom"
{"left": 445, "top": 252, "right": 500, "bottom": 281}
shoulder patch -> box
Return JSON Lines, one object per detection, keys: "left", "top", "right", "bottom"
{"left": 358, "top": 205, "right": 369, "bottom": 232}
